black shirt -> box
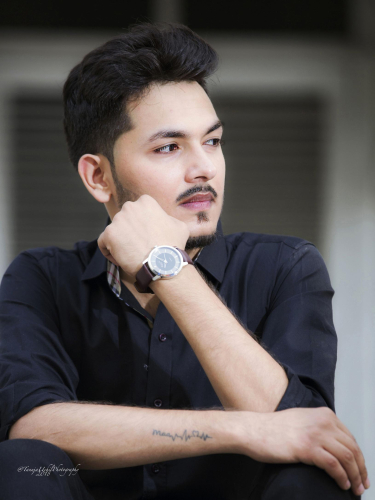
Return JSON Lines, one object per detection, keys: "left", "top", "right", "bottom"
{"left": 0, "top": 218, "right": 337, "bottom": 499}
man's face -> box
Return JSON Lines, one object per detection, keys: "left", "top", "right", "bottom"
{"left": 108, "top": 81, "right": 225, "bottom": 250}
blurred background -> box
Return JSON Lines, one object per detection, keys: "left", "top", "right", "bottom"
{"left": 0, "top": 0, "right": 374, "bottom": 495}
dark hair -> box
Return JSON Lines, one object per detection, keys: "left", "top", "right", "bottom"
{"left": 63, "top": 22, "right": 219, "bottom": 171}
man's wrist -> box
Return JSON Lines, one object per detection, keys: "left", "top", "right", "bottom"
{"left": 204, "top": 409, "right": 249, "bottom": 456}
{"left": 148, "top": 262, "right": 198, "bottom": 293}
{"left": 223, "top": 410, "right": 262, "bottom": 457}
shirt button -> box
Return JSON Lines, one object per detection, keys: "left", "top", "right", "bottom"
{"left": 158, "top": 333, "right": 167, "bottom": 342}
{"left": 152, "top": 463, "right": 161, "bottom": 474}
{"left": 143, "top": 364, "right": 148, "bottom": 371}
{"left": 154, "top": 399, "right": 162, "bottom": 408}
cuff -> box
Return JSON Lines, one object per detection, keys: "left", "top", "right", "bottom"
{"left": 275, "top": 365, "right": 315, "bottom": 412}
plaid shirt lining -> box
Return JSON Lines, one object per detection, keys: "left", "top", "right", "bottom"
{"left": 106, "top": 260, "right": 154, "bottom": 329}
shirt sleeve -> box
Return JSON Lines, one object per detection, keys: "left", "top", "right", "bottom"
{"left": 0, "top": 251, "right": 79, "bottom": 441}
{"left": 260, "top": 242, "right": 337, "bottom": 412}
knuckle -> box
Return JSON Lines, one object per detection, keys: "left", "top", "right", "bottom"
{"left": 316, "top": 415, "right": 329, "bottom": 429}
{"left": 106, "top": 223, "right": 115, "bottom": 234}
{"left": 325, "top": 456, "right": 339, "bottom": 470}
{"left": 350, "top": 441, "right": 364, "bottom": 466}
{"left": 326, "top": 409, "right": 336, "bottom": 422}
{"left": 342, "top": 450, "right": 354, "bottom": 465}
{"left": 317, "top": 411, "right": 335, "bottom": 429}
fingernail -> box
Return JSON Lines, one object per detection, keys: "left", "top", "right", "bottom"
{"left": 365, "top": 477, "right": 371, "bottom": 489}
{"left": 345, "top": 480, "right": 351, "bottom": 489}
{"left": 357, "top": 484, "right": 365, "bottom": 495}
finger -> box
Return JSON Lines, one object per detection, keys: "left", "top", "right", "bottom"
{"left": 322, "top": 441, "right": 364, "bottom": 496}
{"left": 311, "top": 447, "right": 351, "bottom": 491}
{"left": 335, "top": 429, "right": 369, "bottom": 490}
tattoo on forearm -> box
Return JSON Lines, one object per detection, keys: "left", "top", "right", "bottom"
{"left": 152, "top": 429, "right": 213, "bottom": 442}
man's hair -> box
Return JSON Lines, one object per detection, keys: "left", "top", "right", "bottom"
{"left": 63, "top": 22, "right": 219, "bottom": 171}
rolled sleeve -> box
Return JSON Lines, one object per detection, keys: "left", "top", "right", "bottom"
{"left": 260, "top": 243, "right": 337, "bottom": 412}
{"left": 0, "top": 251, "right": 79, "bottom": 441}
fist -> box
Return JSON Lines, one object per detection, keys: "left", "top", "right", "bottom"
{"left": 97, "top": 195, "right": 190, "bottom": 277}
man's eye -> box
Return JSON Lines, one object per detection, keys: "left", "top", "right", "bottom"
{"left": 154, "top": 144, "right": 179, "bottom": 153}
{"left": 206, "top": 138, "right": 225, "bottom": 147}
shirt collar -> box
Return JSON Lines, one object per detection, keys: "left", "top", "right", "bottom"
{"left": 81, "top": 216, "right": 228, "bottom": 285}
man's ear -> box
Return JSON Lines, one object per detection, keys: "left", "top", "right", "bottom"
{"left": 78, "top": 154, "right": 112, "bottom": 203}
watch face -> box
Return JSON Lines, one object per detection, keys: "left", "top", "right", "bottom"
{"left": 149, "top": 246, "right": 183, "bottom": 277}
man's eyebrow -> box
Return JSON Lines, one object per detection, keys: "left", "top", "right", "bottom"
{"left": 146, "top": 119, "right": 224, "bottom": 143}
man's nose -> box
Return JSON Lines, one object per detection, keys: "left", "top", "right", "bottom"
{"left": 184, "top": 146, "right": 217, "bottom": 183}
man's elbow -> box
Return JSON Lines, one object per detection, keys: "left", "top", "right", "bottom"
{"left": 8, "top": 407, "right": 45, "bottom": 440}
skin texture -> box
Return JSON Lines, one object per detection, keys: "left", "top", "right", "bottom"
{"left": 8, "top": 81, "right": 369, "bottom": 496}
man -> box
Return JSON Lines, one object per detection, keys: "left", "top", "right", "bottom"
{"left": 0, "top": 22, "right": 369, "bottom": 500}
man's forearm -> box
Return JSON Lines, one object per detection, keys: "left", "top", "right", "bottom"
{"left": 149, "top": 264, "right": 288, "bottom": 412}
{"left": 8, "top": 402, "right": 242, "bottom": 470}
{"left": 8, "top": 402, "right": 369, "bottom": 495}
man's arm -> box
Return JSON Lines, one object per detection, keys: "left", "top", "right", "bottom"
{"left": 98, "top": 196, "right": 334, "bottom": 414}
{"left": 8, "top": 402, "right": 369, "bottom": 495}
{"left": 8, "top": 402, "right": 238, "bottom": 469}
{"left": 150, "top": 264, "right": 288, "bottom": 413}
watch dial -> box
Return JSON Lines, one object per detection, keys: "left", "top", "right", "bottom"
{"left": 149, "top": 246, "right": 182, "bottom": 276}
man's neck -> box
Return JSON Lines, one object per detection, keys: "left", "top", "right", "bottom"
{"left": 187, "top": 247, "right": 202, "bottom": 262}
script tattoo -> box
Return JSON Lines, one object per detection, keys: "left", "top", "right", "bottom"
{"left": 152, "top": 429, "right": 213, "bottom": 442}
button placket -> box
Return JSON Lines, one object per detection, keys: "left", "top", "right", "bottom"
{"left": 143, "top": 302, "right": 172, "bottom": 497}
{"left": 151, "top": 463, "right": 161, "bottom": 474}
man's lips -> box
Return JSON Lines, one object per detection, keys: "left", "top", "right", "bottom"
{"left": 180, "top": 193, "right": 214, "bottom": 204}
{"left": 179, "top": 193, "right": 214, "bottom": 210}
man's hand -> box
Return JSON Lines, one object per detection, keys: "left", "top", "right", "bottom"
{"left": 237, "top": 406, "right": 369, "bottom": 496}
{"left": 97, "top": 195, "right": 190, "bottom": 277}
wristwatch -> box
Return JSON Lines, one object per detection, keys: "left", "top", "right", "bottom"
{"left": 134, "top": 245, "right": 194, "bottom": 294}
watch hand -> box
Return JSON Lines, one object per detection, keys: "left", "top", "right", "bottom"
{"left": 156, "top": 256, "right": 166, "bottom": 264}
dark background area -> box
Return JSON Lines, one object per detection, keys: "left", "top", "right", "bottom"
{"left": 1, "top": 0, "right": 349, "bottom": 36}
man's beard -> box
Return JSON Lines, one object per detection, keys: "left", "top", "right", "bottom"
{"left": 111, "top": 166, "right": 219, "bottom": 251}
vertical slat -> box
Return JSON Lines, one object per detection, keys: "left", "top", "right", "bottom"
{"left": 214, "top": 94, "right": 323, "bottom": 247}
{"left": 12, "top": 94, "right": 107, "bottom": 256}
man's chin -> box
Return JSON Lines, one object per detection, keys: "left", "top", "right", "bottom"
{"left": 184, "top": 212, "right": 220, "bottom": 250}
{"left": 184, "top": 231, "right": 218, "bottom": 251}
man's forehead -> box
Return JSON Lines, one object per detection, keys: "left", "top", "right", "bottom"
{"left": 125, "top": 81, "right": 220, "bottom": 142}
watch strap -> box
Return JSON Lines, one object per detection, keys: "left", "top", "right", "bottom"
{"left": 134, "top": 247, "right": 193, "bottom": 294}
